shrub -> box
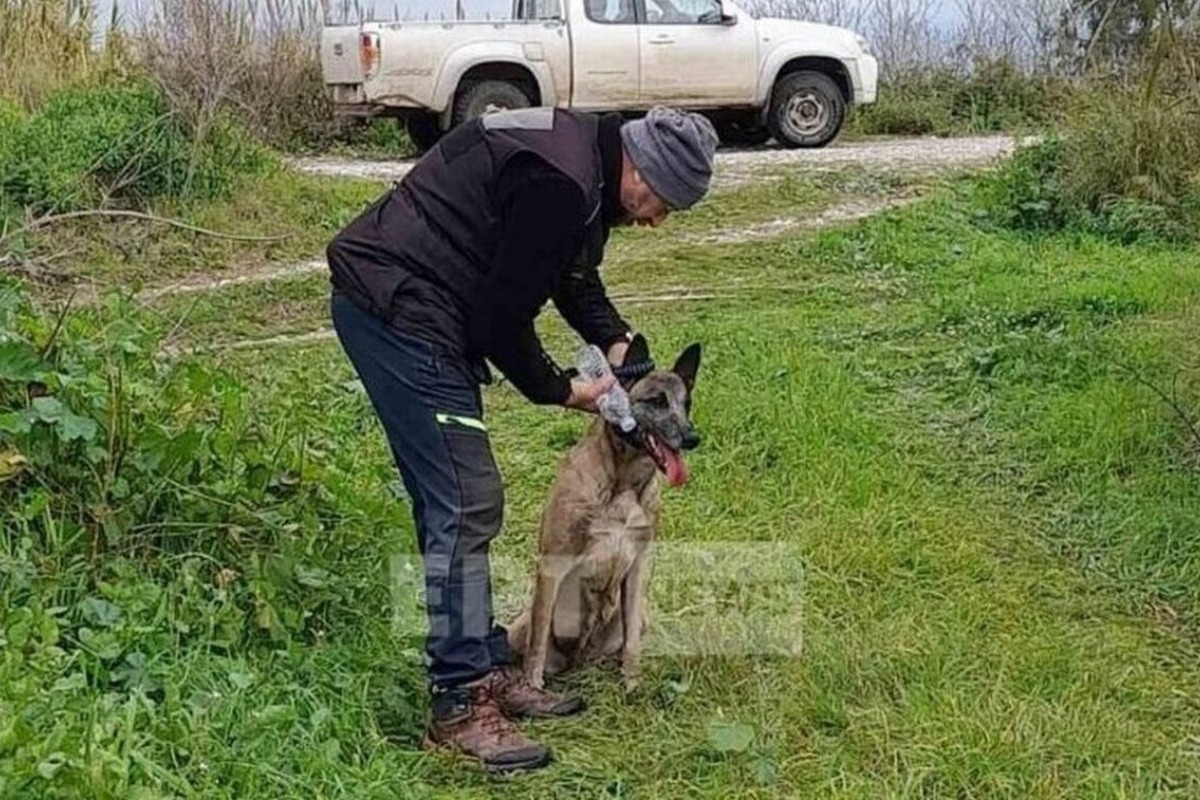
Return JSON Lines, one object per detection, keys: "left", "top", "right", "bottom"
{"left": 947, "top": 58, "right": 1062, "bottom": 133}
{"left": 854, "top": 59, "right": 1063, "bottom": 138}
{"left": 979, "top": 136, "right": 1069, "bottom": 234}
{"left": 0, "top": 80, "right": 273, "bottom": 213}
{"left": 0, "top": 98, "right": 22, "bottom": 183}
{"left": 1088, "top": 196, "right": 1193, "bottom": 244}
{"left": 1058, "top": 80, "right": 1200, "bottom": 226}
{"left": 0, "top": 281, "right": 348, "bottom": 641}
{"left": 854, "top": 82, "right": 953, "bottom": 136}
{"left": 983, "top": 68, "right": 1200, "bottom": 244}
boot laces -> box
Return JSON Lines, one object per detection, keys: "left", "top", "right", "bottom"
{"left": 498, "top": 665, "right": 540, "bottom": 696}
{"left": 474, "top": 681, "right": 519, "bottom": 738}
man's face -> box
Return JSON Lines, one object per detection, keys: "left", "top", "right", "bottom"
{"left": 618, "top": 158, "right": 671, "bottom": 228}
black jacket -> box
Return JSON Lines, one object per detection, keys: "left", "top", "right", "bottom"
{"left": 326, "top": 107, "right": 631, "bottom": 405}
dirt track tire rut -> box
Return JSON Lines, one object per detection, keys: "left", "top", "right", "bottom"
{"left": 134, "top": 136, "right": 1020, "bottom": 314}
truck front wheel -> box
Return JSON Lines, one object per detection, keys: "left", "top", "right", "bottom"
{"left": 453, "top": 80, "right": 532, "bottom": 128}
{"left": 767, "top": 71, "right": 845, "bottom": 149}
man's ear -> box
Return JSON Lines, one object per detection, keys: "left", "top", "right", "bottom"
{"left": 672, "top": 343, "right": 702, "bottom": 393}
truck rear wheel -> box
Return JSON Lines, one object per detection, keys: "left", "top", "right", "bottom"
{"left": 453, "top": 80, "right": 532, "bottom": 128}
{"left": 767, "top": 71, "right": 845, "bottom": 149}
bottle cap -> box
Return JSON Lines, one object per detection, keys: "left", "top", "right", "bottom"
{"left": 618, "top": 417, "right": 636, "bottom": 433}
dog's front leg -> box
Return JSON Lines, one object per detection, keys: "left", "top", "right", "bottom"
{"left": 524, "top": 558, "right": 570, "bottom": 690}
{"left": 620, "top": 547, "right": 652, "bottom": 692}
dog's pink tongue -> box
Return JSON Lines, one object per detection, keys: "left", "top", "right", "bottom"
{"left": 664, "top": 449, "right": 689, "bottom": 488}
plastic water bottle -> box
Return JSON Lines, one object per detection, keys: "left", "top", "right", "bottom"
{"left": 575, "top": 344, "right": 637, "bottom": 433}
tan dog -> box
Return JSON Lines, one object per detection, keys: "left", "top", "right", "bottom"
{"left": 508, "top": 336, "right": 702, "bottom": 691}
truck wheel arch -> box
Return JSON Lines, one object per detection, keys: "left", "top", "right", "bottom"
{"left": 431, "top": 48, "right": 558, "bottom": 120}
{"left": 759, "top": 54, "right": 852, "bottom": 115}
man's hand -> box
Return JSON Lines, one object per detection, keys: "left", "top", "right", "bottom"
{"left": 564, "top": 375, "right": 616, "bottom": 412}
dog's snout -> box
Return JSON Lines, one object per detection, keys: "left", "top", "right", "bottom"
{"left": 681, "top": 428, "right": 701, "bottom": 451}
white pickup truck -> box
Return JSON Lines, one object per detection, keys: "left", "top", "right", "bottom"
{"left": 320, "top": 0, "right": 878, "bottom": 151}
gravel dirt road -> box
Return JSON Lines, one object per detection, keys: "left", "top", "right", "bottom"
{"left": 135, "top": 135, "right": 1019, "bottom": 325}
{"left": 288, "top": 135, "right": 1019, "bottom": 186}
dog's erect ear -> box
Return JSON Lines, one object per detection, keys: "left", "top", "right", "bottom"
{"left": 623, "top": 333, "right": 651, "bottom": 368}
{"left": 672, "top": 343, "right": 702, "bottom": 393}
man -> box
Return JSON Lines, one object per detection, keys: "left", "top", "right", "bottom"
{"left": 326, "top": 105, "right": 719, "bottom": 772}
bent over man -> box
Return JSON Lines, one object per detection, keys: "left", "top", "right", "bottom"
{"left": 327, "top": 105, "right": 718, "bottom": 772}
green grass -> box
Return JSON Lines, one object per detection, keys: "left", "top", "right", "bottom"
{"left": 6, "top": 167, "right": 384, "bottom": 291}
{"left": 6, "top": 174, "right": 1200, "bottom": 797}
{"left": 135, "top": 169, "right": 924, "bottom": 351}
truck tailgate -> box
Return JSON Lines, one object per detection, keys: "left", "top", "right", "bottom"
{"left": 321, "top": 26, "right": 364, "bottom": 84}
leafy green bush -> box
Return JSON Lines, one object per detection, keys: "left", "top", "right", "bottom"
{"left": 1057, "top": 80, "right": 1200, "bottom": 240}
{"left": 0, "top": 97, "right": 22, "bottom": 159}
{"left": 0, "top": 98, "right": 21, "bottom": 216}
{"left": 0, "top": 80, "right": 273, "bottom": 213}
{"left": 1, "top": 282, "right": 351, "bottom": 640}
{"left": 854, "top": 59, "right": 1062, "bottom": 137}
{"left": 0, "top": 281, "right": 424, "bottom": 794}
{"left": 853, "top": 84, "right": 952, "bottom": 136}
{"left": 978, "top": 136, "right": 1069, "bottom": 234}
{"left": 327, "top": 117, "right": 416, "bottom": 158}
{"left": 1088, "top": 196, "right": 1195, "bottom": 244}
{"left": 982, "top": 72, "right": 1200, "bottom": 243}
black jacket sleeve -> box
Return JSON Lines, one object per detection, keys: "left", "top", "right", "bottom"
{"left": 475, "top": 158, "right": 589, "bottom": 405}
{"left": 552, "top": 261, "right": 631, "bottom": 350}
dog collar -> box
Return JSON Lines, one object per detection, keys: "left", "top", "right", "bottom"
{"left": 613, "top": 360, "right": 655, "bottom": 381}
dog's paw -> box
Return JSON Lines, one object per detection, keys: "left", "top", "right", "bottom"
{"left": 621, "top": 675, "right": 646, "bottom": 705}
{"left": 621, "top": 666, "right": 641, "bottom": 695}
{"left": 523, "top": 668, "right": 546, "bottom": 691}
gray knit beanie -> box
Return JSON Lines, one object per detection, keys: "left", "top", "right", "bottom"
{"left": 620, "top": 106, "right": 719, "bottom": 211}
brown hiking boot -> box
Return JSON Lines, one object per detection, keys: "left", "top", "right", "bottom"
{"left": 422, "top": 675, "right": 553, "bottom": 774}
{"left": 493, "top": 665, "right": 586, "bottom": 720}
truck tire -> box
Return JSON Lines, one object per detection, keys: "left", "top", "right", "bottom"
{"left": 452, "top": 80, "right": 532, "bottom": 128}
{"left": 767, "top": 71, "right": 845, "bottom": 149}
{"left": 405, "top": 114, "right": 443, "bottom": 153}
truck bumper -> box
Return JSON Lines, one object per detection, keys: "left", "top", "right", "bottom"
{"left": 331, "top": 84, "right": 368, "bottom": 107}
{"left": 328, "top": 84, "right": 425, "bottom": 118}
{"left": 853, "top": 54, "right": 879, "bottom": 105}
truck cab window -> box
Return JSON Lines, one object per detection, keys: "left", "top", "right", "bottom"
{"left": 515, "top": 0, "right": 563, "bottom": 19}
{"left": 585, "top": 0, "right": 636, "bottom": 23}
{"left": 643, "top": 0, "right": 722, "bottom": 23}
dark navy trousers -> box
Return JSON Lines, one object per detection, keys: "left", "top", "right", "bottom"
{"left": 331, "top": 292, "right": 513, "bottom": 690}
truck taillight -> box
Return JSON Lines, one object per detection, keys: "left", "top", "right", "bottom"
{"left": 360, "top": 32, "right": 380, "bottom": 79}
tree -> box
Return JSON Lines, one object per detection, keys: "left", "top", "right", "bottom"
{"left": 1058, "top": 0, "right": 1200, "bottom": 74}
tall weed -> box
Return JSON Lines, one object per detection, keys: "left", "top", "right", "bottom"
{"left": 984, "top": 33, "right": 1200, "bottom": 243}
{"left": 136, "top": 0, "right": 341, "bottom": 151}
{"left": 0, "top": 0, "right": 102, "bottom": 106}
{"left": 854, "top": 57, "right": 1065, "bottom": 137}
{"left": 0, "top": 80, "right": 273, "bottom": 213}
{"left": 1061, "top": 81, "right": 1200, "bottom": 234}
